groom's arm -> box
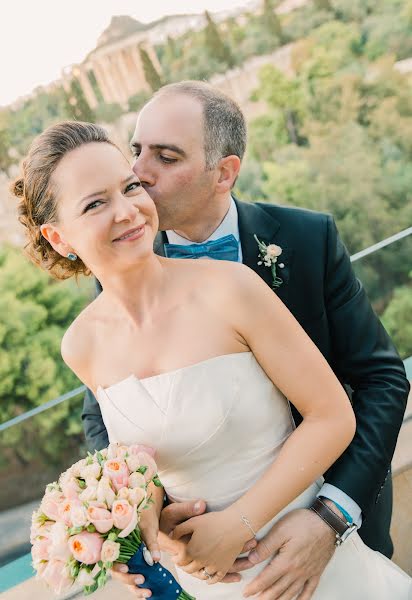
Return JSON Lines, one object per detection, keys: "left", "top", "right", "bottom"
{"left": 82, "top": 388, "right": 109, "bottom": 452}
{"left": 321, "top": 216, "right": 409, "bottom": 519}
{"left": 81, "top": 278, "right": 108, "bottom": 452}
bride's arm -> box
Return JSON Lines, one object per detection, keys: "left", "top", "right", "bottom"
{"left": 223, "top": 263, "right": 356, "bottom": 533}
{"left": 173, "top": 263, "right": 355, "bottom": 579}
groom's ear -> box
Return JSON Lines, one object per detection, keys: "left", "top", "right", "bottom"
{"left": 215, "top": 155, "right": 241, "bottom": 193}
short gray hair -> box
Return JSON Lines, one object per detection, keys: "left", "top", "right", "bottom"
{"left": 153, "top": 81, "right": 247, "bottom": 170}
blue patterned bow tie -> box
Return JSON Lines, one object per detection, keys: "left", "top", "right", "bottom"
{"left": 164, "top": 233, "right": 240, "bottom": 262}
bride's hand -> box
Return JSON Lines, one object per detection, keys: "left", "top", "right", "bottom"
{"left": 171, "top": 510, "right": 250, "bottom": 584}
{"left": 138, "top": 498, "right": 161, "bottom": 563}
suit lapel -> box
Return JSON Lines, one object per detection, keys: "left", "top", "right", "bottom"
{"left": 155, "top": 201, "right": 293, "bottom": 303}
{"left": 235, "top": 199, "right": 293, "bottom": 304}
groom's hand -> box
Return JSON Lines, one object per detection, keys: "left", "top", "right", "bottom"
{"left": 238, "top": 508, "right": 336, "bottom": 599}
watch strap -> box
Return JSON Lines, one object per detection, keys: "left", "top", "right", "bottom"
{"left": 310, "top": 497, "right": 355, "bottom": 545}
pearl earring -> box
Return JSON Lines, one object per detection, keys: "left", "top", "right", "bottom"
{"left": 67, "top": 252, "right": 78, "bottom": 261}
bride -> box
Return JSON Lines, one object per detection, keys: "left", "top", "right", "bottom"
{"left": 13, "top": 121, "right": 411, "bottom": 599}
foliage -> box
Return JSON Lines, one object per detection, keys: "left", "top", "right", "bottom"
{"left": 94, "top": 102, "right": 123, "bottom": 124}
{"left": 0, "top": 246, "right": 91, "bottom": 470}
{"left": 128, "top": 91, "right": 151, "bottom": 113}
{"left": 261, "top": 0, "right": 284, "bottom": 45}
{"left": 204, "top": 11, "right": 236, "bottom": 69}
{"left": 64, "top": 78, "right": 95, "bottom": 122}
{"left": 139, "top": 46, "right": 163, "bottom": 92}
{"left": 239, "top": 2, "right": 412, "bottom": 316}
{"left": 382, "top": 277, "right": 412, "bottom": 359}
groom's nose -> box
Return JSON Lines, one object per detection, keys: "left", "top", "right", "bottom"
{"left": 132, "top": 154, "right": 156, "bottom": 188}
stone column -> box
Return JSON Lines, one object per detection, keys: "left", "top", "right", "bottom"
{"left": 94, "top": 55, "right": 123, "bottom": 104}
{"left": 129, "top": 45, "right": 151, "bottom": 93}
{"left": 114, "top": 49, "right": 136, "bottom": 102}
{"left": 75, "top": 67, "right": 98, "bottom": 109}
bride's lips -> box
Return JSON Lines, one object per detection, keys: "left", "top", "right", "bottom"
{"left": 113, "top": 224, "right": 145, "bottom": 243}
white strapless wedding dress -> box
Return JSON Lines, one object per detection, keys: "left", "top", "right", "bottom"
{"left": 96, "top": 352, "right": 411, "bottom": 599}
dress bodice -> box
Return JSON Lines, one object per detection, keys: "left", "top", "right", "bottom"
{"left": 97, "top": 352, "right": 295, "bottom": 510}
{"left": 96, "top": 352, "right": 412, "bottom": 599}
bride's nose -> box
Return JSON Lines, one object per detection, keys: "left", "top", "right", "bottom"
{"left": 112, "top": 193, "right": 140, "bottom": 222}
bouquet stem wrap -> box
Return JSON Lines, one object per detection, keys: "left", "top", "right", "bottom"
{"left": 125, "top": 540, "right": 195, "bottom": 600}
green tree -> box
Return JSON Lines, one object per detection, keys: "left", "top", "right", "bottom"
{"left": 382, "top": 279, "right": 412, "bottom": 358}
{"left": 94, "top": 102, "right": 123, "bottom": 124}
{"left": 262, "top": 0, "right": 284, "bottom": 43}
{"left": 253, "top": 65, "right": 307, "bottom": 145}
{"left": 314, "top": 0, "right": 333, "bottom": 10}
{"left": 128, "top": 91, "right": 151, "bottom": 113}
{"left": 139, "top": 46, "right": 163, "bottom": 92}
{"left": 204, "top": 10, "right": 236, "bottom": 69}
{"left": 0, "top": 109, "right": 14, "bottom": 173}
{"left": 0, "top": 247, "right": 91, "bottom": 472}
{"left": 64, "top": 78, "right": 95, "bottom": 122}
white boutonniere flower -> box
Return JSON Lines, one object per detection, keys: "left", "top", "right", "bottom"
{"left": 254, "top": 235, "right": 283, "bottom": 289}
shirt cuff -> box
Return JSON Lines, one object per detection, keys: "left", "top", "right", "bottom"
{"left": 317, "top": 483, "right": 362, "bottom": 528}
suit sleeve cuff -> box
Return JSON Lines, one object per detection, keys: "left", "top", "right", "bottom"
{"left": 317, "top": 483, "right": 363, "bottom": 528}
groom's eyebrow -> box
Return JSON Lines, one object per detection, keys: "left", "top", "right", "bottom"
{"left": 131, "top": 142, "right": 187, "bottom": 158}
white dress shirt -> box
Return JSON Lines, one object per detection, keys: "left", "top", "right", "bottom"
{"left": 166, "top": 197, "right": 361, "bottom": 527}
{"left": 166, "top": 197, "right": 243, "bottom": 262}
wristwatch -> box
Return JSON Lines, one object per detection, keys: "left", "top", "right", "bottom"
{"left": 310, "top": 497, "right": 357, "bottom": 546}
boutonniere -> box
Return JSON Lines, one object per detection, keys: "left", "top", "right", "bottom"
{"left": 254, "top": 234, "right": 283, "bottom": 289}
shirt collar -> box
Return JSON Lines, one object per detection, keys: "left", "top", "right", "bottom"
{"left": 165, "top": 197, "right": 240, "bottom": 245}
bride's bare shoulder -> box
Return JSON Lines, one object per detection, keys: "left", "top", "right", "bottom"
{"left": 61, "top": 298, "right": 101, "bottom": 383}
{"left": 174, "top": 258, "right": 261, "bottom": 299}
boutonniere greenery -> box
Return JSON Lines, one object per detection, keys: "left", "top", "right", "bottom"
{"left": 254, "top": 234, "right": 283, "bottom": 289}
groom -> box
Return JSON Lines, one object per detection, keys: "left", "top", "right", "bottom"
{"left": 82, "top": 81, "right": 409, "bottom": 599}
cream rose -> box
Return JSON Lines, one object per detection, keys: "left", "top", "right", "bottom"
{"left": 96, "top": 476, "right": 116, "bottom": 508}
{"left": 101, "top": 540, "right": 121, "bottom": 563}
{"left": 266, "top": 244, "right": 282, "bottom": 258}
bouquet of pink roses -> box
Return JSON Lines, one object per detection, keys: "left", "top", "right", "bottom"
{"left": 31, "top": 443, "right": 195, "bottom": 599}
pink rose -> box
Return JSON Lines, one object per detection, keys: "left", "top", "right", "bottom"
{"left": 32, "top": 537, "right": 50, "bottom": 562}
{"left": 30, "top": 520, "right": 53, "bottom": 544}
{"left": 40, "top": 490, "right": 65, "bottom": 521}
{"left": 42, "top": 559, "right": 73, "bottom": 594}
{"left": 129, "top": 444, "right": 156, "bottom": 458}
{"left": 60, "top": 477, "right": 81, "bottom": 499}
{"left": 112, "top": 499, "right": 134, "bottom": 530}
{"left": 101, "top": 540, "right": 120, "bottom": 563}
{"left": 136, "top": 452, "right": 157, "bottom": 482}
{"left": 69, "top": 532, "right": 103, "bottom": 565}
{"left": 49, "top": 522, "right": 71, "bottom": 562}
{"left": 103, "top": 459, "right": 129, "bottom": 492}
{"left": 87, "top": 502, "right": 114, "bottom": 534}
{"left": 58, "top": 499, "right": 77, "bottom": 527}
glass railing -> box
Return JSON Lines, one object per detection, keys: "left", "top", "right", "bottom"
{"left": 0, "top": 227, "right": 411, "bottom": 592}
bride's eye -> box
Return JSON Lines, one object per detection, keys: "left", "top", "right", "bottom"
{"left": 84, "top": 200, "right": 103, "bottom": 213}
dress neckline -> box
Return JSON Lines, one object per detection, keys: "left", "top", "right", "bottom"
{"left": 97, "top": 351, "right": 253, "bottom": 394}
